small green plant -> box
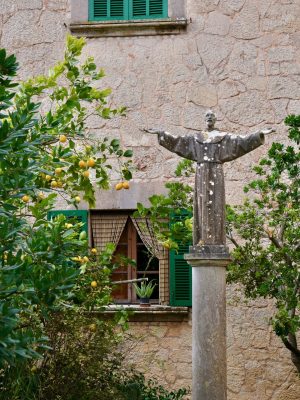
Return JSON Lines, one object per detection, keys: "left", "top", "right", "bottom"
{"left": 133, "top": 280, "right": 157, "bottom": 299}
{"left": 118, "top": 373, "right": 189, "bottom": 400}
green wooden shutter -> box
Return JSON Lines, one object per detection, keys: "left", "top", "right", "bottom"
{"left": 89, "top": 0, "right": 129, "bottom": 21}
{"left": 129, "top": 0, "right": 167, "bottom": 19}
{"left": 169, "top": 211, "right": 192, "bottom": 307}
{"left": 48, "top": 210, "right": 88, "bottom": 234}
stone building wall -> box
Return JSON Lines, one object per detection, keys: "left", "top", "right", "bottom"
{"left": 0, "top": 0, "right": 300, "bottom": 399}
{"left": 124, "top": 287, "right": 300, "bottom": 400}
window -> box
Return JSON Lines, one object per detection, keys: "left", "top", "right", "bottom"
{"left": 89, "top": 0, "right": 168, "bottom": 21}
{"left": 48, "top": 210, "right": 192, "bottom": 307}
{"left": 111, "top": 218, "right": 159, "bottom": 303}
{"left": 91, "top": 211, "right": 167, "bottom": 304}
{"left": 70, "top": 0, "right": 187, "bottom": 38}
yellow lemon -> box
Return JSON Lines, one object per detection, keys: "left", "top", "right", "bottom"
{"left": 22, "top": 195, "right": 30, "bottom": 203}
{"left": 59, "top": 135, "right": 67, "bottom": 143}
{"left": 91, "top": 281, "right": 98, "bottom": 288}
{"left": 115, "top": 182, "right": 123, "bottom": 191}
{"left": 83, "top": 170, "right": 90, "bottom": 178}
{"left": 51, "top": 180, "right": 58, "bottom": 188}
{"left": 87, "top": 158, "right": 95, "bottom": 168}
{"left": 122, "top": 181, "right": 130, "bottom": 190}
{"left": 83, "top": 256, "right": 89, "bottom": 263}
{"left": 55, "top": 167, "right": 62, "bottom": 175}
{"left": 79, "top": 160, "right": 86, "bottom": 168}
{"left": 91, "top": 248, "right": 97, "bottom": 255}
{"left": 75, "top": 196, "right": 81, "bottom": 203}
{"left": 45, "top": 175, "right": 52, "bottom": 181}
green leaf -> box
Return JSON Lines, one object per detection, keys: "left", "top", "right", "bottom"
{"left": 123, "top": 150, "right": 133, "bottom": 157}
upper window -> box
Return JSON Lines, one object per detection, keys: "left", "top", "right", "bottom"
{"left": 89, "top": 0, "right": 168, "bottom": 21}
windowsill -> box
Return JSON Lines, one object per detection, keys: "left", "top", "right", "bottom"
{"left": 89, "top": 304, "right": 190, "bottom": 322}
{"left": 69, "top": 18, "right": 188, "bottom": 37}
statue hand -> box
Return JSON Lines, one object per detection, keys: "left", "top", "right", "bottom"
{"left": 142, "top": 128, "right": 164, "bottom": 135}
{"left": 260, "top": 128, "right": 276, "bottom": 135}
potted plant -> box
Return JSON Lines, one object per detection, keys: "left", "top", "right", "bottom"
{"left": 133, "top": 280, "right": 157, "bottom": 306}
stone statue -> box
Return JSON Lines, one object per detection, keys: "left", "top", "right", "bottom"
{"left": 145, "top": 110, "right": 275, "bottom": 247}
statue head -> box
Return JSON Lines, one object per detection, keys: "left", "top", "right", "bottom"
{"left": 205, "top": 110, "right": 216, "bottom": 130}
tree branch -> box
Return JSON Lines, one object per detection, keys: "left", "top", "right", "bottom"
{"left": 278, "top": 219, "right": 286, "bottom": 243}
{"left": 268, "top": 235, "right": 293, "bottom": 267}
{"left": 282, "top": 336, "right": 300, "bottom": 357}
{"left": 226, "top": 233, "right": 240, "bottom": 248}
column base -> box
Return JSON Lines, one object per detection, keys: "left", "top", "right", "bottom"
{"left": 184, "top": 244, "right": 231, "bottom": 267}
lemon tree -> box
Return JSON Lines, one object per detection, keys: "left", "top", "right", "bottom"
{"left": 0, "top": 36, "right": 132, "bottom": 366}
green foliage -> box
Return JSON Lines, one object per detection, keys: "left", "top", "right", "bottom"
{"left": 0, "top": 312, "right": 122, "bottom": 400}
{"left": 175, "top": 159, "right": 195, "bottom": 177}
{"left": 135, "top": 181, "right": 193, "bottom": 250}
{"left": 0, "top": 312, "right": 189, "bottom": 400}
{"left": 71, "top": 243, "right": 119, "bottom": 311}
{"left": 227, "top": 115, "right": 300, "bottom": 370}
{"left": 119, "top": 373, "right": 188, "bottom": 400}
{"left": 38, "top": 312, "right": 125, "bottom": 400}
{"left": 285, "top": 114, "right": 300, "bottom": 144}
{"left": 0, "top": 37, "right": 132, "bottom": 368}
{"left": 0, "top": 360, "right": 40, "bottom": 400}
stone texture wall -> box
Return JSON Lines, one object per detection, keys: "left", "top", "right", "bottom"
{"left": 1, "top": 0, "right": 300, "bottom": 398}
{"left": 125, "top": 287, "right": 300, "bottom": 399}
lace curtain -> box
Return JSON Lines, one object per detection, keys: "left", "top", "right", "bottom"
{"left": 130, "top": 216, "right": 169, "bottom": 305}
{"left": 91, "top": 214, "right": 128, "bottom": 251}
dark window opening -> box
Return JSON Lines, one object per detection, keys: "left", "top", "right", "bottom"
{"left": 92, "top": 216, "right": 159, "bottom": 304}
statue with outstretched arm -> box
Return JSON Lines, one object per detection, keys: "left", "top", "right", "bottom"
{"left": 145, "top": 110, "right": 275, "bottom": 246}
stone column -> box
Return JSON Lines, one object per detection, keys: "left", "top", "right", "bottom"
{"left": 185, "top": 245, "right": 231, "bottom": 400}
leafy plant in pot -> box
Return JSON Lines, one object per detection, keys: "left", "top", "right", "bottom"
{"left": 133, "top": 280, "right": 157, "bottom": 306}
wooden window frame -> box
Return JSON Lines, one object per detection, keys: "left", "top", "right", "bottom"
{"left": 113, "top": 219, "right": 137, "bottom": 303}
{"left": 93, "top": 214, "right": 159, "bottom": 304}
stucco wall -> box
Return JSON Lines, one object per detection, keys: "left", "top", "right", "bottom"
{"left": 0, "top": 0, "right": 299, "bottom": 398}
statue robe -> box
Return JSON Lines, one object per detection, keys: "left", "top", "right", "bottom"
{"left": 157, "top": 131, "right": 265, "bottom": 246}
